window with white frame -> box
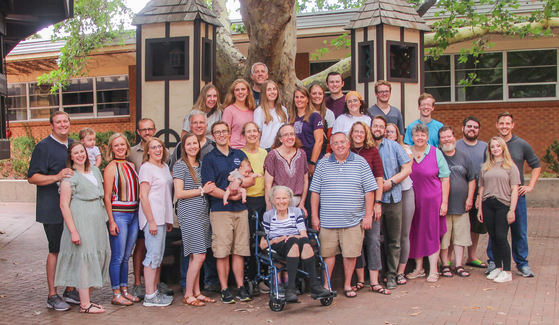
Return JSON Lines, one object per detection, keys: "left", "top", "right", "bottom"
{"left": 424, "top": 49, "right": 558, "bottom": 103}
{"left": 7, "top": 75, "right": 129, "bottom": 121}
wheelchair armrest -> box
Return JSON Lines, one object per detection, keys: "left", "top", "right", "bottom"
{"left": 256, "top": 230, "right": 267, "bottom": 237}
{"left": 307, "top": 228, "right": 319, "bottom": 234}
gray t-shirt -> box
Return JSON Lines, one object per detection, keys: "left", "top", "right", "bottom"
{"left": 455, "top": 139, "right": 487, "bottom": 180}
{"left": 506, "top": 135, "right": 540, "bottom": 185}
{"left": 368, "top": 104, "right": 404, "bottom": 135}
{"left": 479, "top": 161, "right": 521, "bottom": 206}
{"left": 444, "top": 149, "right": 475, "bottom": 215}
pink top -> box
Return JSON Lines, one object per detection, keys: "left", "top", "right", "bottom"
{"left": 138, "top": 162, "right": 174, "bottom": 230}
{"left": 222, "top": 104, "right": 254, "bottom": 149}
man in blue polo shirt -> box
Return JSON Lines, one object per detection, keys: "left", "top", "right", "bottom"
{"left": 28, "top": 111, "right": 77, "bottom": 311}
{"left": 404, "top": 93, "right": 443, "bottom": 147}
{"left": 201, "top": 121, "right": 255, "bottom": 304}
{"left": 310, "top": 132, "right": 377, "bottom": 298}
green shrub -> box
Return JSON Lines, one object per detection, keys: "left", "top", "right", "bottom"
{"left": 542, "top": 140, "right": 559, "bottom": 174}
{"left": 0, "top": 125, "right": 38, "bottom": 179}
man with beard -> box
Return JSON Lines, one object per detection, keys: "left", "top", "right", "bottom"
{"left": 371, "top": 115, "right": 412, "bottom": 289}
{"left": 455, "top": 117, "right": 489, "bottom": 269}
{"left": 438, "top": 126, "right": 475, "bottom": 278}
{"left": 368, "top": 80, "right": 405, "bottom": 138}
{"left": 250, "top": 62, "right": 268, "bottom": 106}
{"left": 488, "top": 112, "right": 540, "bottom": 278}
{"left": 404, "top": 93, "right": 443, "bottom": 147}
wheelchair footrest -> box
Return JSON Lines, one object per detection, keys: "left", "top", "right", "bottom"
{"left": 310, "top": 291, "right": 337, "bottom": 300}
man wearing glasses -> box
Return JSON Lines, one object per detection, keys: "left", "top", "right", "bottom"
{"left": 368, "top": 80, "right": 405, "bottom": 140}
{"left": 201, "top": 121, "right": 255, "bottom": 304}
{"left": 455, "top": 117, "right": 489, "bottom": 270}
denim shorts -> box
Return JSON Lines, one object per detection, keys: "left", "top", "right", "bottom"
{"left": 142, "top": 225, "right": 167, "bottom": 269}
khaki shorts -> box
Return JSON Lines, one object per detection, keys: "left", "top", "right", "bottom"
{"left": 319, "top": 223, "right": 364, "bottom": 258}
{"left": 441, "top": 214, "right": 473, "bottom": 250}
{"left": 210, "top": 210, "right": 250, "bottom": 258}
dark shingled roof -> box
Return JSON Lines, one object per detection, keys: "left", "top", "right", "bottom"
{"left": 344, "top": 0, "right": 430, "bottom": 31}
{"left": 132, "top": 0, "right": 222, "bottom": 27}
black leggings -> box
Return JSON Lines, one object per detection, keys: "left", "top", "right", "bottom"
{"left": 271, "top": 236, "right": 311, "bottom": 257}
{"left": 271, "top": 237, "right": 316, "bottom": 290}
{"left": 482, "top": 197, "right": 511, "bottom": 271}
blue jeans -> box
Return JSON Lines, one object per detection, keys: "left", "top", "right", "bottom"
{"left": 180, "top": 246, "right": 219, "bottom": 289}
{"left": 108, "top": 211, "right": 139, "bottom": 289}
{"left": 486, "top": 195, "right": 529, "bottom": 269}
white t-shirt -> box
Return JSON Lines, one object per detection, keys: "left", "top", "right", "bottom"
{"left": 138, "top": 162, "right": 174, "bottom": 229}
{"left": 324, "top": 108, "right": 335, "bottom": 130}
{"left": 401, "top": 146, "right": 413, "bottom": 191}
{"left": 332, "top": 114, "right": 372, "bottom": 137}
{"left": 253, "top": 105, "right": 289, "bottom": 149}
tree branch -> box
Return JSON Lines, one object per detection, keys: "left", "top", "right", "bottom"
{"left": 416, "top": 0, "right": 437, "bottom": 17}
{"left": 301, "top": 57, "right": 351, "bottom": 88}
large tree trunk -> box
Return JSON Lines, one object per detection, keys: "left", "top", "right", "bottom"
{"left": 239, "top": 0, "right": 299, "bottom": 107}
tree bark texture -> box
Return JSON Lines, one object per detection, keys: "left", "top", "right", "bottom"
{"left": 239, "top": 0, "right": 300, "bottom": 107}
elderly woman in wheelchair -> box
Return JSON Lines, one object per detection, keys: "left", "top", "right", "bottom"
{"left": 260, "top": 185, "right": 332, "bottom": 303}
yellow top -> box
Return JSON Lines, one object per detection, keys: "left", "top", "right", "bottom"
{"left": 242, "top": 147, "right": 268, "bottom": 197}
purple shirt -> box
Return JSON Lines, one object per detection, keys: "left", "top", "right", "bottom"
{"left": 293, "top": 112, "right": 324, "bottom": 162}
{"left": 325, "top": 95, "right": 346, "bottom": 119}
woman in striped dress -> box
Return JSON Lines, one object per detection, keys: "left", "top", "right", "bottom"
{"left": 173, "top": 132, "right": 217, "bottom": 306}
{"left": 103, "top": 133, "right": 140, "bottom": 306}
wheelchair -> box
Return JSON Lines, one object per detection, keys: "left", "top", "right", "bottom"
{"left": 250, "top": 211, "right": 337, "bottom": 312}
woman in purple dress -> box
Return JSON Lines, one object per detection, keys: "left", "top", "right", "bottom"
{"left": 406, "top": 124, "right": 450, "bottom": 283}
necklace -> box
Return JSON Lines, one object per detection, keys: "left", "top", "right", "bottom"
{"left": 354, "top": 146, "right": 364, "bottom": 155}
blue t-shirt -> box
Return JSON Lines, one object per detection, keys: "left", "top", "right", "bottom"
{"left": 404, "top": 119, "right": 444, "bottom": 147}
{"left": 201, "top": 146, "right": 249, "bottom": 212}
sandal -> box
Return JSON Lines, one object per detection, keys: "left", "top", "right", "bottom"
{"left": 466, "top": 260, "right": 488, "bottom": 268}
{"left": 352, "top": 281, "right": 365, "bottom": 291}
{"left": 111, "top": 293, "right": 133, "bottom": 306}
{"left": 396, "top": 273, "right": 407, "bottom": 285}
{"left": 456, "top": 266, "right": 470, "bottom": 277}
{"left": 122, "top": 289, "right": 140, "bottom": 302}
{"left": 195, "top": 293, "right": 216, "bottom": 303}
{"left": 80, "top": 303, "right": 105, "bottom": 314}
{"left": 441, "top": 265, "right": 453, "bottom": 277}
{"left": 406, "top": 269, "right": 426, "bottom": 279}
{"left": 426, "top": 273, "right": 439, "bottom": 283}
{"left": 370, "top": 284, "right": 391, "bottom": 295}
{"left": 344, "top": 289, "right": 357, "bottom": 298}
{"left": 183, "top": 295, "right": 205, "bottom": 307}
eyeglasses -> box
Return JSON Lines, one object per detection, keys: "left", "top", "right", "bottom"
{"left": 371, "top": 124, "right": 386, "bottom": 130}
{"left": 281, "top": 132, "right": 295, "bottom": 138}
{"left": 213, "top": 130, "right": 229, "bottom": 136}
{"left": 352, "top": 130, "right": 366, "bottom": 135}
{"left": 332, "top": 140, "right": 347, "bottom": 146}
{"left": 347, "top": 99, "right": 360, "bottom": 104}
{"left": 150, "top": 144, "right": 163, "bottom": 150}
{"left": 386, "top": 130, "right": 396, "bottom": 134}
{"left": 465, "top": 125, "right": 480, "bottom": 129}
{"left": 377, "top": 91, "right": 391, "bottom": 95}
{"left": 139, "top": 128, "right": 155, "bottom": 133}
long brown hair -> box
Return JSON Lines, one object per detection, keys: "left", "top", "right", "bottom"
{"left": 260, "top": 80, "right": 287, "bottom": 124}
{"left": 289, "top": 86, "right": 314, "bottom": 124}
{"left": 271, "top": 124, "right": 302, "bottom": 150}
{"left": 309, "top": 83, "right": 328, "bottom": 121}
{"left": 193, "top": 83, "right": 222, "bottom": 113}
{"left": 66, "top": 142, "right": 91, "bottom": 172}
{"left": 349, "top": 121, "right": 375, "bottom": 150}
{"left": 387, "top": 123, "right": 404, "bottom": 146}
{"left": 223, "top": 79, "right": 256, "bottom": 111}
{"left": 180, "top": 132, "right": 201, "bottom": 184}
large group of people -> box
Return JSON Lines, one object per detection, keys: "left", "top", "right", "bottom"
{"left": 28, "top": 62, "right": 541, "bottom": 313}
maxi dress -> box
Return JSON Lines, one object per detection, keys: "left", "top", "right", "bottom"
{"left": 408, "top": 146, "right": 447, "bottom": 259}
{"left": 54, "top": 166, "right": 110, "bottom": 289}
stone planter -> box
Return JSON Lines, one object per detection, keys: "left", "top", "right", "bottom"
{"left": 0, "top": 180, "right": 36, "bottom": 202}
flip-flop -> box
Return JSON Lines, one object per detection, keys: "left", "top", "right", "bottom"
{"left": 466, "top": 260, "right": 488, "bottom": 268}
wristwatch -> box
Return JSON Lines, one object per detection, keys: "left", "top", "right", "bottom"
{"left": 375, "top": 200, "right": 382, "bottom": 204}
{"left": 390, "top": 180, "right": 397, "bottom": 187}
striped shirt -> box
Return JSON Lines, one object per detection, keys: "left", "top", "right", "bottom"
{"left": 377, "top": 138, "right": 411, "bottom": 203}
{"left": 111, "top": 159, "right": 139, "bottom": 212}
{"left": 310, "top": 152, "right": 378, "bottom": 228}
{"left": 262, "top": 207, "right": 306, "bottom": 239}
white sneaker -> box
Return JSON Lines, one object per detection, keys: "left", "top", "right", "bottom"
{"left": 493, "top": 271, "right": 512, "bottom": 283}
{"left": 486, "top": 268, "right": 502, "bottom": 280}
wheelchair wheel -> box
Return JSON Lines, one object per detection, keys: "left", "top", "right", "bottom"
{"left": 320, "top": 297, "right": 333, "bottom": 306}
{"left": 269, "top": 297, "right": 285, "bottom": 312}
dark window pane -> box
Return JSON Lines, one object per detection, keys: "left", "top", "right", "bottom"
{"left": 96, "top": 75, "right": 129, "bottom": 90}
{"left": 63, "top": 78, "right": 93, "bottom": 92}
{"left": 425, "top": 87, "right": 451, "bottom": 102}
{"left": 97, "top": 90, "right": 128, "bottom": 103}
{"left": 455, "top": 52, "right": 502, "bottom": 70}
{"left": 389, "top": 44, "right": 416, "bottom": 79}
{"left": 425, "top": 55, "right": 450, "bottom": 72}
{"left": 455, "top": 85, "right": 503, "bottom": 101}
{"left": 508, "top": 67, "right": 557, "bottom": 84}
{"left": 98, "top": 103, "right": 130, "bottom": 117}
{"left": 455, "top": 69, "right": 503, "bottom": 85}
{"left": 509, "top": 84, "right": 556, "bottom": 98}
{"left": 29, "top": 83, "right": 58, "bottom": 107}
{"left": 508, "top": 50, "right": 557, "bottom": 67}
{"left": 425, "top": 71, "right": 450, "bottom": 87}
{"left": 30, "top": 107, "right": 56, "bottom": 119}
{"left": 7, "top": 96, "right": 26, "bottom": 109}
{"left": 8, "top": 83, "right": 25, "bottom": 96}
{"left": 7, "top": 108, "right": 27, "bottom": 121}
{"left": 63, "top": 92, "right": 94, "bottom": 105}
{"left": 149, "top": 41, "right": 187, "bottom": 77}
{"left": 64, "top": 105, "right": 94, "bottom": 116}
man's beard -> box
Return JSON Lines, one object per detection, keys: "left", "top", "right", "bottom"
{"left": 464, "top": 131, "right": 478, "bottom": 141}
{"left": 441, "top": 143, "right": 456, "bottom": 152}
{"left": 373, "top": 133, "right": 384, "bottom": 141}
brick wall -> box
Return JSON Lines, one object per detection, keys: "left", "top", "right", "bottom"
{"left": 432, "top": 100, "right": 559, "bottom": 174}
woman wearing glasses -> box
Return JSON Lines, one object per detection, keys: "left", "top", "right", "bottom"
{"left": 138, "top": 138, "right": 174, "bottom": 307}
{"left": 332, "top": 91, "right": 371, "bottom": 137}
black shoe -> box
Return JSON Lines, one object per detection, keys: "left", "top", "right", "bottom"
{"left": 204, "top": 282, "right": 222, "bottom": 293}
{"left": 285, "top": 287, "right": 298, "bottom": 303}
{"left": 386, "top": 276, "right": 397, "bottom": 290}
{"left": 310, "top": 283, "right": 331, "bottom": 298}
{"left": 236, "top": 286, "right": 251, "bottom": 302}
{"left": 221, "top": 288, "right": 236, "bottom": 304}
